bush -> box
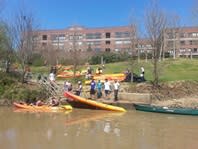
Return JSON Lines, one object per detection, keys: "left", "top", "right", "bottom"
{"left": 30, "top": 53, "right": 45, "bottom": 66}
{"left": 89, "top": 52, "right": 130, "bottom": 65}
{"left": 164, "top": 52, "right": 171, "bottom": 58}
{"left": 0, "top": 72, "right": 48, "bottom": 102}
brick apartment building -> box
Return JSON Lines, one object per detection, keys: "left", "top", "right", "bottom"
{"left": 34, "top": 26, "right": 134, "bottom": 52}
{"left": 34, "top": 25, "right": 198, "bottom": 57}
{"left": 165, "top": 26, "right": 198, "bottom": 57}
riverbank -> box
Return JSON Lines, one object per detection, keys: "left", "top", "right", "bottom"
{"left": 1, "top": 80, "right": 198, "bottom": 107}
{"left": 120, "top": 80, "right": 198, "bottom": 108}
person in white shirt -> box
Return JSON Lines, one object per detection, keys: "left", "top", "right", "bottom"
{"left": 49, "top": 72, "right": 55, "bottom": 82}
{"left": 104, "top": 79, "right": 111, "bottom": 100}
{"left": 140, "top": 66, "right": 146, "bottom": 82}
{"left": 113, "top": 80, "right": 120, "bottom": 101}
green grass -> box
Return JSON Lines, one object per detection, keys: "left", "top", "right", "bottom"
{"left": 30, "top": 58, "right": 198, "bottom": 82}
{"left": 31, "top": 66, "right": 49, "bottom": 74}
{"left": 160, "top": 59, "right": 198, "bottom": 81}
{"left": 100, "top": 58, "right": 198, "bottom": 82}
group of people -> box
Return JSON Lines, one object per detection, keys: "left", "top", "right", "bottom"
{"left": 32, "top": 97, "right": 60, "bottom": 107}
{"left": 85, "top": 66, "right": 104, "bottom": 79}
{"left": 64, "top": 80, "right": 83, "bottom": 97}
{"left": 63, "top": 78, "right": 120, "bottom": 101}
{"left": 124, "top": 66, "right": 146, "bottom": 82}
{"left": 89, "top": 79, "right": 120, "bottom": 101}
{"left": 64, "top": 81, "right": 73, "bottom": 92}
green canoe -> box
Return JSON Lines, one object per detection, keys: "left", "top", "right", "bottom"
{"left": 133, "top": 104, "right": 198, "bottom": 115}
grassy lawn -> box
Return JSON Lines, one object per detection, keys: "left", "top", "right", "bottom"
{"left": 97, "top": 58, "right": 198, "bottom": 82}
{"left": 30, "top": 66, "right": 49, "bottom": 75}
{"left": 30, "top": 58, "right": 198, "bottom": 82}
{"left": 160, "top": 59, "right": 198, "bottom": 81}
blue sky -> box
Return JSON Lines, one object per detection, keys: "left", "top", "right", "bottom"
{"left": 1, "top": 0, "right": 196, "bottom": 30}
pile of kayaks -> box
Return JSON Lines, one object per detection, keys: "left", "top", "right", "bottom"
{"left": 57, "top": 70, "right": 83, "bottom": 78}
{"left": 56, "top": 65, "right": 87, "bottom": 78}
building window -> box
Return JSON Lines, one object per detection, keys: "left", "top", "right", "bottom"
{"left": 87, "top": 41, "right": 101, "bottom": 46}
{"left": 69, "top": 34, "right": 83, "bottom": 40}
{"left": 167, "top": 41, "right": 173, "bottom": 47}
{"left": 115, "top": 32, "right": 130, "bottom": 38}
{"left": 105, "top": 48, "right": 111, "bottom": 52}
{"left": 189, "top": 40, "right": 193, "bottom": 45}
{"left": 106, "top": 40, "right": 111, "bottom": 44}
{"left": 51, "top": 34, "right": 66, "bottom": 42}
{"left": 191, "top": 40, "right": 198, "bottom": 45}
{"left": 115, "top": 41, "right": 122, "bottom": 44}
{"left": 180, "top": 33, "right": 185, "bottom": 38}
{"left": 42, "top": 42, "right": 47, "bottom": 46}
{"left": 33, "top": 35, "right": 39, "bottom": 41}
{"left": 42, "top": 35, "right": 47, "bottom": 40}
{"left": 115, "top": 48, "right": 120, "bottom": 52}
{"left": 180, "top": 41, "right": 185, "bottom": 45}
{"left": 123, "top": 40, "right": 131, "bottom": 44}
{"left": 193, "top": 48, "right": 197, "bottom": 52}
{"left": 192, "top": 33, "right": 198, "bottom": 37}
{"left": 106, "top": 32, "right": 111, "bottom": 38}
{"left": 86, "top": 33, "right": 101, "bottom": 39}
{"left": 95, "top": 48, "right": 101, "bottom": 51}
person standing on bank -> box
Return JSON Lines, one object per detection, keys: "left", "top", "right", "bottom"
{"left": 113, "top": 80, "right": 120, "bottom": 101}
{"left": 75, "top": 81, "right": 83, "bottom": 96}
{"left": 104, "top": 79, "right": 111, "bottom": 100}
{"left": 96, "top": 80, "right": 102, "bottom": 98}
{"left": 90, "top": 79, "right": 96, "bottom": 99}
{"left": 140, "top": 66, "right": 145, "bottom": 82}
{"left": 141, "top": 66, "right": 145, "bottom": 75}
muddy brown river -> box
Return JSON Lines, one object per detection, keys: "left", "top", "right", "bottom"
{"left": 0, "top": 107, "right": 197, "bottom": 149}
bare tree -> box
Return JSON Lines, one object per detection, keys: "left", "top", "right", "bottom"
{"left": 70, "top": 31, "right": 81, "bottom": 78}
{"left": 41, "top": 45, "right": 58, "bottom": 66}
{"left": 145, "top": 0, "right": 167, "bottom": 87}
{"left": 128, "top": 16, "right": 139, "bottom": 82}
{"left": 10, "top": 8, "right": 37, "bottom": 82}
{"left": 0, "top": 22, "right": 15, "bottom": 73}
{"left": 167, "top": 14, "right": 181, "bottom": 59}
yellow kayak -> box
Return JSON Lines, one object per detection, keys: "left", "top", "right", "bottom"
{"left": 64, "top": 92, "right": 126, "bottom": 112}
{"left": 13, "top": 102, "right": 72, "bottom": 113}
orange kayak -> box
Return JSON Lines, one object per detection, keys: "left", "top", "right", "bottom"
{"left": 64, "top": 92, "right": 126, "bottom": 112}
{"left": 13, "top": 102, "right": 72, "bottom": 112}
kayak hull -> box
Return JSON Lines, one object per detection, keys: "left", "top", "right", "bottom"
{"left": 134, "top": 104, "right": 198, "bottom": 115}
{"left": 64, "top": 92, "right": 126, "bottom": 112}
{"left": 13, "top": 102, "right": 72, "bottom": 112}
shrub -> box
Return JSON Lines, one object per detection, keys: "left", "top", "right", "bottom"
{"left": 30, "top": 53, "right": 45, "bottom": 66}
{"left": 89, "top": 52, "right": 130, "bottom": 65}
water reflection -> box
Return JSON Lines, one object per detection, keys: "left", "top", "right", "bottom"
{"left": 104, "top": 121, "right": 111, "bottom": 133}
{"left": 0, "top": 107, "right": 198, "bottom": 149}
{"left": 65, "top": 110, "right": 124, "bottom": 126}
{"left": 64, "top": 110, "right": 125, "bottom": 138}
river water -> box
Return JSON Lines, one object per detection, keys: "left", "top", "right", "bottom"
{"left": 0, "top": 107, "right": 198, "bottom": 149}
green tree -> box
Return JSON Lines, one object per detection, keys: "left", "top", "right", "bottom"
{"left": 0, "top": 22, "right": 14, "bottom": 73}
{"left": 8, "top": 7, "right": 38, "bottom": 82}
